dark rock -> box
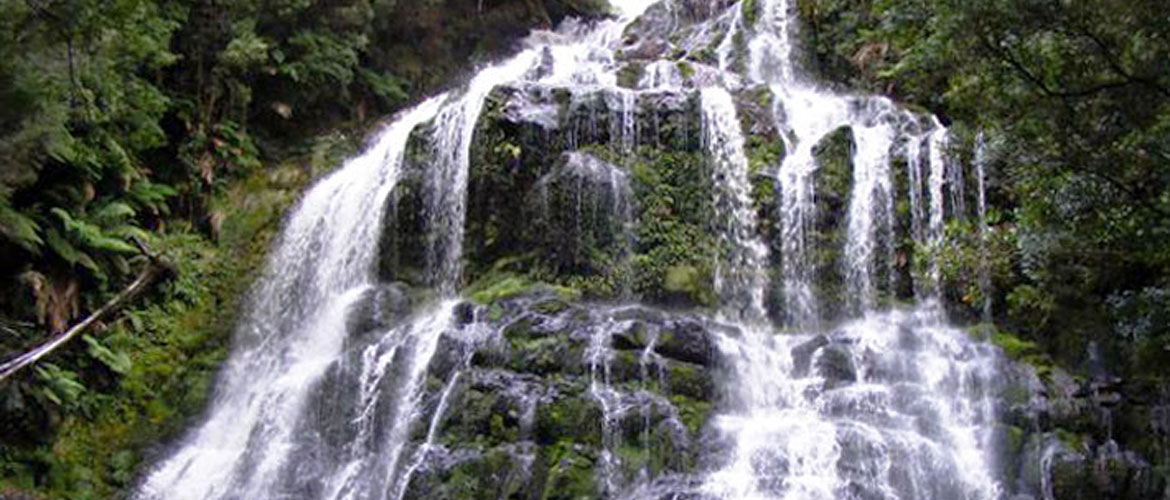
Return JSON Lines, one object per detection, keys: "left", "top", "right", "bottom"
{"left": 817, "top": 344, "right": 857, "bottom": 388}
{"left": 453, "top": 301, "right": 476, "bottom": 326}
{"left": 791, "top": 334, "right": 830, "bottom": 377}
{"left": 346, "top": 283, "right": 412, "bottom": 337}
{"left": 612, "top": 320, "right": 652, "bottom": 350}
{"left": 654, "top": 319, "right": 715, "bottom": 366}
{"left": 663, "top": 358, "right": 714, "bottom": 401}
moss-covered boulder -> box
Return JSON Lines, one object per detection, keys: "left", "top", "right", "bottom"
{"left": 811, "top": 125, "right": 854, "bottom": 323}
{"left": 394, "top": 293, "right": 725, "bottom": 500}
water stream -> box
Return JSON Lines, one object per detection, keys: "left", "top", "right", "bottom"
{"left": 137, "top": 1, "right": 1003, "bottom": 499}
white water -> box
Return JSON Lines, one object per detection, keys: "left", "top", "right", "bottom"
{"left": 702, "top": 86, "right": 770, "bottom": 324}
{"left": 137, "top": 4, "right": 658, "bottom": 500}
{"left": 844, "top": 119, "right": 896, "bottom": 312}
{"left": 136, "top": 96, "right": 445, "bottom": 500}
{"left": 926, "top": 122, "right": 950, "bottom": 296}
{"left": 702, "top": 0, "right": 1002, "bottom": 499}
{"left": 137, "top": 1, "right": 1004, "bottom": 499}
{"left": 975, "top": 131, "right": 992, "bottom": 321}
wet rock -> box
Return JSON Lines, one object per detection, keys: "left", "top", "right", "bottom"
{"left": 653, "top": 319, "right": 715, "bottom": 366}
{"left": 496, "top": 83, "right": 563, "bottom": 130}
{"left": 817, "top": 344, "right": 857, "bottom": 388}
{"left": 791, "top": 334, "right": 830, "bottom": 377}
{"left": 346, "top": 283, "right": 412, "bottom": 337}
{"left": 663, "top": 359, "right": 714, "bottom": 401}
{"left": 531, "top": 151, "right": 632, "bottom": 276}
{"left": 612, "top": 321, "right": 652, "bottom": 350}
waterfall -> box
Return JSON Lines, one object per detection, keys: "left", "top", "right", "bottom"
{"left": 844, "top": 119, "right": 896, "bottom": 312}
{"left": 975, "top": 131, "right": 992, "bottom": 321}
{"left": 701, "top": 86, "right": 770, "bottom": 324}
{"left": 426, "top": 54, "right": 540, "bottom": 294}
{"left": 137, "top": 1, "right": 1006, "bottom": 500}
{"left": 926, "top": 122, "right": 949, "bottom": 296}
{"left": 773, "top": 88, "right": 850, "bottom": 328}
{"left": 704, "top": 0, "right": 1000, "bottom": 498}
{"left": 135, "top": 96, "right": 446, "bottom": 500}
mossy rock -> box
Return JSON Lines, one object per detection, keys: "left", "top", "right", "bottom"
{"left": 536, "top": 440, "right": 599, "bottom": 500}
{"left": 534, "top": 396, "right": 603, "bottom": 447}
{"left": 810, "top": 125, "right": 854, "bottom": 323}
{"left": 662, "top": 359, "right": 714, "bottom": 401}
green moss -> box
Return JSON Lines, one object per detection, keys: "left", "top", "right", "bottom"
{"left": 615, "top": 442, "right": 650, "bottom": 474}
{"left": 630, "top": 148, "right": 718, "bottom": 307}
{"left": 664, "top": 360, "right": 711, "bottom": 400}
{"left": 535, "top": 397, "right": 602, "bottom": 446}
{"left": 676, "top": 61, "right": 695, "bottom": 80}
{"left": 663, "top": 265, "right": 708, "bottom": 298}
{"left": 616, "top": 62, "right": 645, "bottom": 89}
{"left": 533, "top": 298, "right": 572, "bottom": 314}
{"left": 809, "top": 126, "right": 853, "bottom": 321}
{"left": 436, "top": 447, "right": 531, "bottom": 500}
{"left": 539, "top": 439, "right": 598, "bottom": 500}
{"left": 991, "top": 330, "right": 1039, "bottom": 359}
{"left": 1056, "top": 429, "right": 1088, "bottom": 451}
{"left": 507, "top": 333, "right": 572, "bottom": 376}
{"left": 990, "top": 329, "right": 1055, "bottom": 379}
{"left": 669, "top": 395, "right": 712, "bottom": 435}
{"left": 467, "top": 270, "right": 581, "bottom": 305}
{"left": 742, "top": 0, "right": 758, "bottom": 29}
{"left": 470, "top": 276, "right": 532, "bottom": 304}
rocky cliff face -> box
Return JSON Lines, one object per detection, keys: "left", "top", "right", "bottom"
{"left": 391, "top": 292, "right": 721, "bottom": 500}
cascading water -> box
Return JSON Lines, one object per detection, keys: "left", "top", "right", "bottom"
{"left": 975, "top": 131, "right": 992, "bottom": 321}
{"left": 843, "top": 119, "right": 896, "bottom": 312}
{"left": 135, "top": 96, "right": 446, "bottom": 500}
{"left": 702, "top": 0, "right": 1001, "bottom": 498}
{"left": 702, "top": 86, "right": 770, "bottom": 324}
{"left": 926, "top": 122, "right": 950, "bottom": 296}
{"left": 138, "top": 1, "right": 1009, "bottom": 499}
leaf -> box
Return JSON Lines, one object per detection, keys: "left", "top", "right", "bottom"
{"left": 34, "top": 363, "right": 86, "bottom": 407}
{"left": 76, "top": 252, "right": 101, "bottom": 274}
{"left": 45, "top": 227, "right": 82, "bottom": 265}
{"left": 83, "top": 334, "right": 132, "bottom": 374}
{"left": 0, "top": 205, "right": 43, "bottom": 253}
{"left": 86, "top": 233, "right": 137, "bottom": 254}
{"left": 93, "top": 202, "right": 136, "bottom": 223}
{"left": 50, "top": 207, "right": 76, "bottom": 227}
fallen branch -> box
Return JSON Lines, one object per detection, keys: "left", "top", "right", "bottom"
{"left": 0, "top": 247, "right": 175, "bottom": 383}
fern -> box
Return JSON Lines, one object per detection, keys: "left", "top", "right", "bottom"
{"left": 34, "top": 363, "right": 86, "bottom": 408}
{"left": 93, "top": 202, "right": 136, "bottom": 224}
{"left": 45, "top": 227, "right": 84, "bottom": 265}
{"left": 128, "top": 180, "right": 177, "bottom": 215}
{"left": 0, "top": 204, "right": 43, "bottom": 253}
{"left": 83, "top": 334, "right": 132, "bottom": 374}
{"left": 51, "top": 207, "right": 138, "bottom": 254}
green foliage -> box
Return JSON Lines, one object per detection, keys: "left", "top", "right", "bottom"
{"left": 0, "top": 162, "right": 310, "bottom": 498}
{"left": 470, "top": 275, "right": 535, "bottom": 305}
{"left": 33, "top": 364, "right": 86, "bottom": 409}
{"left": 631, "top": 149, "right": 718, "bottom": 307}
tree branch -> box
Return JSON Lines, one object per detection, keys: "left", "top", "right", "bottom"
{"left": 1075, "top": 27, "right": 1170, "bottom": 100}
{"left": 0, "top": 247, "right": 175, "bottom": 383}
{"left": 980, "top": 35, "right": 1135, "bottom": 100}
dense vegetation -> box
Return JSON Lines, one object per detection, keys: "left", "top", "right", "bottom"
{"left": 0, "top": 0, "right": 606, "bottom": 497}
